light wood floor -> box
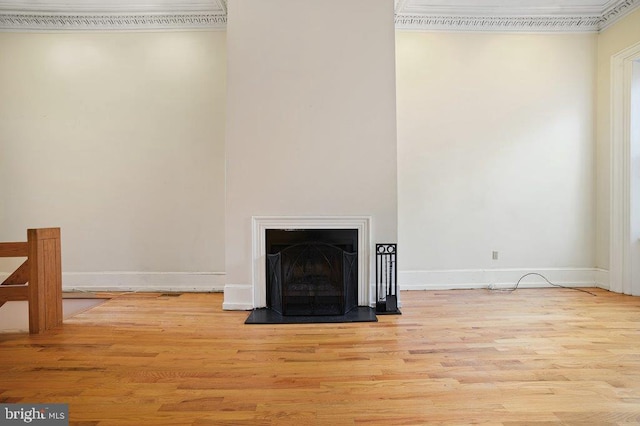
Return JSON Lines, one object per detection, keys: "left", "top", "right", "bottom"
{"left": 1, "top": 288, "right": 639, "bottom": 425}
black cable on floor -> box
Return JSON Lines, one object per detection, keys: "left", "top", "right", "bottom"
{"left": 490, "top": 272, "right": 597, "bottom": 296}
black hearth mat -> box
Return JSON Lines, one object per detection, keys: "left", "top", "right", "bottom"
{"left": 245, "top": 307, "right": 377, "bottom": 324}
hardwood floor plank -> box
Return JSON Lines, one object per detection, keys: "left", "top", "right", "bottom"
{"left": 1, "top": 289, "right": 640, "bottom": 424}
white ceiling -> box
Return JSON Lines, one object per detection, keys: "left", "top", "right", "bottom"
{"left": 0, "top": 0, "right": 226, "bottom": 13}
{"left": 0, "top": 0, "right": 638, "bottom": 31}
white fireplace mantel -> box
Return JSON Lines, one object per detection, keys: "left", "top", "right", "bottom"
{"left": 251, "top": 216, "right": 372, "bottom": 309}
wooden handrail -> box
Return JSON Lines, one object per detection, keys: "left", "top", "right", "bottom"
{"left": 0, "top": 242, "right": 28, "bottom": 257}
{"left": 0, "top": 228, "right": 62, "bottom": 333}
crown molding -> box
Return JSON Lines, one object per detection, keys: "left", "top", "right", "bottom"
{"left": 0, "top": 0, "right": 637, "bottom": 32}
{"left": 394, "top": 0, "right": 640, "bottom": 32}
{"left": 0, "top": 12, "right": 226, "bottom": 31}
{"left": 599, "top": 0, "right": 640, "bottom": 29}
{"left": 394, "top": 14, "right": 602, "bottom": 32}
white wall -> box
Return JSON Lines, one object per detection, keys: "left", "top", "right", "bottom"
{"left": 224, "top": 0, "right": 398, "bottom": 308}
{"left": 396, "top": 32, "right": 598, "bottom": 289}
{"left": 0, "top": 31, "right": 227, "bottom": 291}
{"left": 0, "top": 19, "right": 617, "bottom": 296}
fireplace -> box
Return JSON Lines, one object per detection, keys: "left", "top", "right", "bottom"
{"left": 248, "top": 216, "right": 371, "bottom": 311}
{"left": 243, "top": 217, "right": 375, "bottom": 324}
{"left": 266, "top": 229, "right": 358, "bottom": 316}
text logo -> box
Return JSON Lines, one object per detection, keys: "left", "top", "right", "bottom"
{"left": 0, "top": 404, "right": 68, "bottom": 425}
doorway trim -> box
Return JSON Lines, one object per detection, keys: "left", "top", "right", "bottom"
{"left": 610, "top": 41, "right": 640, "bottom": 295}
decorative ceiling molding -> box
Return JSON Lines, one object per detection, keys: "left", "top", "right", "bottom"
{"left": 0, "top": 12, "right": 226, "bottom": 31}
{"left": 0, "top": 0, "right": 637, "bottom": 32}
{"left": 599, "top": 0, "right": 640, "bottom": 29}
{"left": 394, "top": 14, "right": 602, "bottom": 32}
{"left": 395, "top": 0, "right": 640, "bottom": 32}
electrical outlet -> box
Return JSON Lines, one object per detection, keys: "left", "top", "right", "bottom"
{"left": 492, "top": 251, "right": 499, "bottom": 260}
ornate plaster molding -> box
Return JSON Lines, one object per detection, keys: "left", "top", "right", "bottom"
{"left": 394, "top": 14, "right": 602, "bottom": 32}
{"left": 0, "top": 12, "right": 226, "bottom": 31}
{"left": 599, "top": 0, "right": 640, "bottom": 29}
{"left": 0, "top": 0, "right": 638, "bottom": 32}
{"left": 394, "top": 0, "right": 640, "bottom": 32}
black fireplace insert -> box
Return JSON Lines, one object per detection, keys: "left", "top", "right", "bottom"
{"left": 266, "top": 229, "right": 358, "bottom": 316}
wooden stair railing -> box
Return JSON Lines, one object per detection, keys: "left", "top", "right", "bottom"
{"left": 0, "top": 228, "right": 62, "bottom": 333}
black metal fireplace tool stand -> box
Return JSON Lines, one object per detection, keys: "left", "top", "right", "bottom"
{"left": 375, "top": 243, "right": 401, "bottom": 315}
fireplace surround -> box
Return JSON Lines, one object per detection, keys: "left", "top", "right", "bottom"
{"left": 251, "top": 216, "right": 371, "bottom": 309}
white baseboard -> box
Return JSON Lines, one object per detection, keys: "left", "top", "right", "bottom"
{"left": 399, "top": 268, "right": 601, "bottom": 291}
{"left": 1, "top": 268, "right": 611, "bottom": 306}
{"left": 594, "top": 268, "right": 609, "bottom": 290}
{"left": 222, "top": 284, "right": 253, "bottom": 310}
{"left": 60, "top": 271, "right": 226, "bottom": 293}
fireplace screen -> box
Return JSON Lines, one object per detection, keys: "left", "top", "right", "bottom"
{"left": 267, "top": 242, "right": 357, "bottom": 316}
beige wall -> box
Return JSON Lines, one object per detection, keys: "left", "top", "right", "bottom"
{"left": 596, "top": 8, "right": 640, "bottom": 270}
{"left": 396, "top": 32, "right": 597, "bottom": 288}
{"left": 224, "top": 0, "right": 398, "bottom": 307}
{"left": 0, "top": 31, "right": 227, "bottom": 290}
{"left": 3, "top": 9, "right": 636, "bottom": 293}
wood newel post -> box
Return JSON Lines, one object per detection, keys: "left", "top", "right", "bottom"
{"left": 27, "top": 228, "right": 62, "bottom": 333}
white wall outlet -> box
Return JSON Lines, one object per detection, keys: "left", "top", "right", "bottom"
{"left": 492, "top": 251, "right": 499, "bottom": 260}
